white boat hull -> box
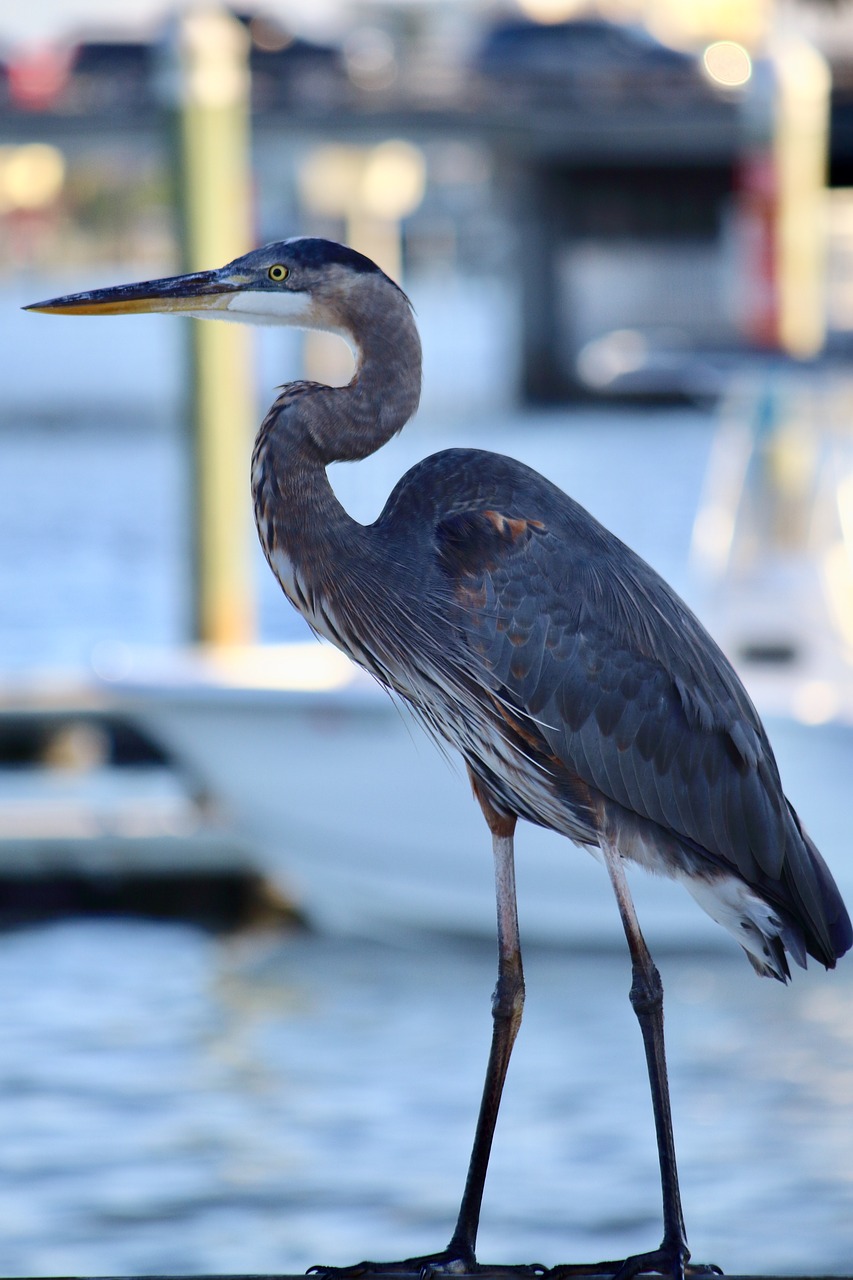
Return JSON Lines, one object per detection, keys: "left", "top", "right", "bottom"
{"left": 40, "top": 642, "right": 849, "bottom": 954}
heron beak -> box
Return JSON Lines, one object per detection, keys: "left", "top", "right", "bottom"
{"left": 24, "top": 267, "right": 246, "bottom": 317}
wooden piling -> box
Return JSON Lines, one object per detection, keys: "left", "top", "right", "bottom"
{"left": 173, "top": 7, "right": 256, "bottom": 645}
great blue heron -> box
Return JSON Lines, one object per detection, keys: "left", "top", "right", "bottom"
{"left": 27, "top": 239, "right": 852, "bottom": 1280}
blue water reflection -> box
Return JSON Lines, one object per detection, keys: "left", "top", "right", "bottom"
{"left": 0, "top": 920, "right": 851, "bottom": 1276}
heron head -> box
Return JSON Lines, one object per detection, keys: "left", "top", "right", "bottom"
{"left": 24, "top": 237, "right": 406, "bottom": 336}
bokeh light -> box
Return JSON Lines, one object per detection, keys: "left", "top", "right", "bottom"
{"left": 360, "top": 140, "right": 426, "bottom": 221}
{"left": 299, "top": 140, "right": 425, "bottom": 221}
{"left": 0, "top": 144, "right": 65, "bottom": 213}
{"left": 515, "top": 0, "right": 587, "bottom": 22}
{"left": 702, "top": 40, "right": 752, "bottom": 88}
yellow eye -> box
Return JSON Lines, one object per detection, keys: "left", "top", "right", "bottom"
{"left": 268, "top": 264, "right": 289, "bottom": 282}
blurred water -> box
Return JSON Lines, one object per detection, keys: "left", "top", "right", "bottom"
{"left": 0, "top": 920, "right": 852, "bottom": 1277}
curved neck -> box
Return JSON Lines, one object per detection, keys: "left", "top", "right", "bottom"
{"left": 295, "top": 279, "right": 422, "bottom": 465}
{"left": 252, "top": 276, "right": 421, "bottom": 585}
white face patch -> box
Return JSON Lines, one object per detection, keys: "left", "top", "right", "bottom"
{"left": 224, "top": 289, "right": 315, "bottom": 326}
{"left": 222, "top": 288, "right": 354, "bottom": 348}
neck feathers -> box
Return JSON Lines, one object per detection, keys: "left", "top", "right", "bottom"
{"left": 251, "top": 268, "right": 421, "bottom": 602}
{"left": 282, "top": 272, "right": 422, "bottom": 465}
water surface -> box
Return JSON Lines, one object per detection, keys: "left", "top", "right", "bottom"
{"left": 0, "top": 920, "right": 851, "bottom": 1277}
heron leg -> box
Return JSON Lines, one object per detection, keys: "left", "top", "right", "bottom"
{"left": 308, "top": 778, "right": 538, "bottom": 1280}
{"left": 603, "top": 841, "right": 689, "bottom": 1278}
{"left": 443, "top": 776, "right": 527, "bottom": 1269}
{"left": 549, "top": 845, "right": 722, "bottom": 1280}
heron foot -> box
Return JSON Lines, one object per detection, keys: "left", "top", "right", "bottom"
{"left": 307, "top": 1252, "right": 549, "bottom": 1279}
{"left": 548, "top": 1244, "right": 722, "bottom": 1280}
{"left": 547, "top": 1246, "right": 722, "bottom": 1280}
{"left": 307, "top": 1246, "right": 476, "bottom": 1278}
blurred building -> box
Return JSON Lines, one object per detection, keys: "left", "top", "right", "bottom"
{"left": 1, "top": 2, "right": 852, "bottom": 403}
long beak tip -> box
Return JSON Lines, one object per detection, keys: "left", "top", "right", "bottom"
{"left": 22, "top": 268, "right": 237, "bottom": 318}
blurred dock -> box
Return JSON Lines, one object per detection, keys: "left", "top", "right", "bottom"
{"left": 3, "top": 620, "right": 853, "bottom": 950}
{"left": 0, "top": 701, "right": 301, "bottom": 930}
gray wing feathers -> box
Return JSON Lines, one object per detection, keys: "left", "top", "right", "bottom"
{"left": 437, "top": 505, "right": 829, "bottom": 941}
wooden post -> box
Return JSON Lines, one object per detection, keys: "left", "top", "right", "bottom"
{"left": 772, "top": 37, "right": 830, "bottom": 359}
{"left": 175, "top": 7, "right": 255, "bottom": 644}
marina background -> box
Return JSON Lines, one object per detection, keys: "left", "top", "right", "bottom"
{"left": 3, "top": 0, "right": 853, "bottom": 1274}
